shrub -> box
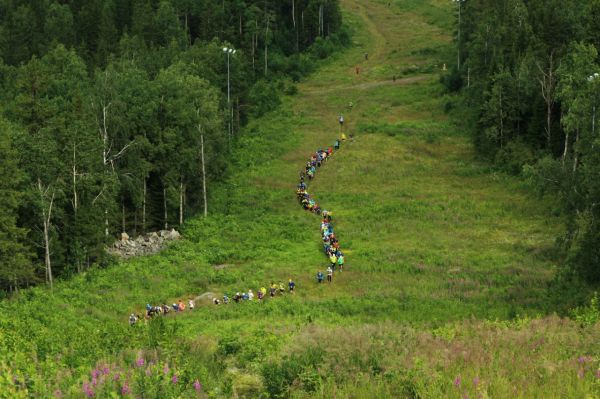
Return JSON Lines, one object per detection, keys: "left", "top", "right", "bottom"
{"left": 248, "top": 80, "right": 282, "bottom": 118}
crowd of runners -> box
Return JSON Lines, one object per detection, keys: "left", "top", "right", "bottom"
{"left": 129, "top": 120, "right": 350, "bottom": 323}
{"left": 296, "top": 132, "right": 348, "bottom": 284}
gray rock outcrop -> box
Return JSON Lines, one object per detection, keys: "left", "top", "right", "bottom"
{"left": 107, "top": 229, "right": 181, "bottom": 258}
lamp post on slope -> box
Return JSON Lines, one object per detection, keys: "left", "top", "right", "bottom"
{"left": 453, "top": 0, "right": 465, "bottom": 71}
{"left": 223, "top": 46, "right": 236, "bottom": 146}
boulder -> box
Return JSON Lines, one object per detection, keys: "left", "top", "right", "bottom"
{"left": 108, "top": 229, "right": 183, "bottom": 258}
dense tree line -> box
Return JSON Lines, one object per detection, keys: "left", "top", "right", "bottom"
{"left": 0, "top": 0, "right": 346, "bottom": 293}
{"left": 446, "top": 0, "right": 600, "bottom": 283}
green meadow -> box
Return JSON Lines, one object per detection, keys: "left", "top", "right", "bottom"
{"left": 1, "top": 0, "right": 599, "bottom": 398}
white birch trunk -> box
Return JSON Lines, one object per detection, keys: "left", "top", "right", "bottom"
{"left": 38, "top": 178, "right": 54, "bottom": 290}
{"left": 264, "top": 16, "right": 270, "bottom": 76}
{"left": 201, "top": 133, "right": 208, "bottom": 217}
{"left": 163, "top": 185, "right": 168, "bottom": 230}
{"left": 179, "top": 179, "right": 184, "bottom": 225}
{"left": 142, "top": 177, "right": 147, "bottom": 233}
{"left": 72, "top": 144, "right": 78, "bottom": 213}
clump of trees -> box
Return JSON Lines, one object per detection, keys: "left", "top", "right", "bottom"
{"left": 0, "top": 0, "right": 347, "bottom": 293}
{"left": 445, "top": 0, "right": 600, "bottom": 283}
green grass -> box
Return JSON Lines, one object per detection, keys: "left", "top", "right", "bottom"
{"left": 1, "top": 0, "right": 599, "bottom": 398}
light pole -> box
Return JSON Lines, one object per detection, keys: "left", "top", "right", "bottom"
{"left": 453, "top": 0, "right": 465, "bottom": 71}
{"left": 223, "top": 46, "right": 236, "bottom": 145}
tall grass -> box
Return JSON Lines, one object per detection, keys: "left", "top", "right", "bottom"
{"left": 0, "top": 0, "right": 598, "bottom": 397}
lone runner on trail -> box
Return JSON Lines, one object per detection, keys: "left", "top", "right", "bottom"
{"left": 327, "top": 266, "right": 333, "bottom": 283}
{"left": 317, "top": 271, "right": 324, "bottom": 283}
{"left": 339, "top": 115, "right": 344, "bottom": 132}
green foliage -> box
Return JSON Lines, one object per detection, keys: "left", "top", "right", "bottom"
{"left": 0, "top": 1, "right": 598, "bottom": 398}
{"left": 248, "top": 80, "right": 282, "bottom": 118}
{"left": 454, "top": 0, "right": 600, "bottom": 284}
{"left": 570, "top": 292, "right": 600, "bottom": 326}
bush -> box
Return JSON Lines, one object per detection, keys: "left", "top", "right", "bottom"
{"left": 494, "top": 139, "right": 537, "bottom": 175}
{"left": 570, "top": 292, "right": 600, "bottom": 326}
{"left": 248, "top": 80, "right": 282, "bottom": 118}
{"left": 440, "top": 67, "right": 463, "bottom": 92}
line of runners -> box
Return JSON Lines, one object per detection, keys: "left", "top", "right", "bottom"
{"left": 297, "top": 135, "right": 347, "bottom": 284}
{"left": 129, "top": 132, "right": 348, "bottom": 324}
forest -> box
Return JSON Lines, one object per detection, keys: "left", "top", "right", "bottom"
{"left": 447, "top": 0, "right": 600, "bottom": 285}
{"left": 0, "top": 0, "right": 347, "bottom": 293}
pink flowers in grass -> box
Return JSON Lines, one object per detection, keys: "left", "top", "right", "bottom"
{"left": 81, "top": 360, "right": 204, "bottom": 397}
{"left": 82, "top": 382, "right": 94, "bottom": 398}
{"left": 193, "top": 379, "right": 202, "bottom": 392}
{"left": 453, "top": 376, "right": 461, "bottom": 387}
{"left": 473, "top": 376, "right": 479, "bottom": 388}
{"left": 121, "top": 382, "right": 131, "bottom": 395}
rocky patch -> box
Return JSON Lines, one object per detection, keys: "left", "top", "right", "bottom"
{"left": 107, "top": 229, "right": 181, "bottom": 258}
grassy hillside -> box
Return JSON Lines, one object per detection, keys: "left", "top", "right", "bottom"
{"left": 1, "top": 0, "right": 599, "bottom": 398}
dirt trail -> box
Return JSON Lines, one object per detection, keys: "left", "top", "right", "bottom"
{"left": 302, "top": 75, "right": 429, "bottom": 95}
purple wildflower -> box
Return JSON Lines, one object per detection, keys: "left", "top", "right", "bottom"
{"left": 163, "top": 365, "right": 170, "bottom": 375}
{"left": 171, "top": 375, "right": 178, "bottom": 384}
{"left": 473, "top": 376, "right": 479, "bottom": 387}
{"left": 91, "top": 369, "right": 100, "bottom": 379}
{"left": 453, "top": 376, "right": 461, "bottom": 387}
{"left": 102, "top": 366, "right": 110, "bottom": 375}
{"left": 578, "top": 356, "right": 586, "bottom": 364}
{"left": 91, "top": 377, "right": 98, "bottom": 386}
{"left": 135, "top": 358, "right": 145, "bottom": 367}
{"left": 113, "top": 373, "right": 121, "bottom": 382}
{"left": 121, "top": 382, "right": 131, "bottom": 395}
{"left": 193, "top": 379, "right": 202, "bottom": 392}
{"left": 82, "top": 382, "right": 94, "bottom": 398}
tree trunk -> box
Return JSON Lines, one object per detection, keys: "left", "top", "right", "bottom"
{"left": 499, "top": 90, "right": 504, "bottom": 148}
{"left": 562, "top": 131, "right": 569, "bottom": 166}
{"left": 72, "top": 143, "right": 78, "bottom": 213}
{"left": 538, "top": 52, "right": 556, "bottom": 148}
{"left": 179, "top": 179, "right": 184, "bottom": 225}
{"left": 102, "top": 103, "right": 109, "bottom": 238}
{"left": 122, "top": 196, "right": 126, "bottom": 233}
{"left": 163, "top": 184, "right": 168, "bottom": 230}
{"left": 38, "top": 178, "right": 54, "bottom": 291}
{"left": 142, "top": 177, "right": 147, "bottom": 233}
{"left": 573, "top": 129, "right": 580, "bottom": 173}
{"left": 292, "top": 0, "right": 299, "bottom": 51}
{"left": 264, "top": 16, "right": 270, "bottom": 76}
{"left": 201, "top": 133, "right": 208, "bottom": 217}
